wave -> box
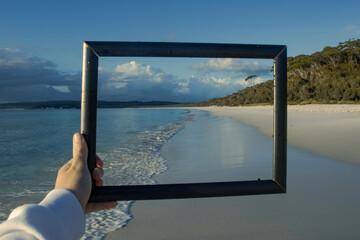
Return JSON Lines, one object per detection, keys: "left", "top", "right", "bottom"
{"left": 82, "top": 112, "right": 195, "bottom": 239}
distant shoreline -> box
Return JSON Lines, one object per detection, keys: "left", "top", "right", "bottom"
{"left": 1, "top": 99, "right": 359, "bottom": 110}
{"left": 0, "top": 100, "right": 181, "bottom": 110}
{"left": 3, "top": 102, "right": 359, "bottom": 164}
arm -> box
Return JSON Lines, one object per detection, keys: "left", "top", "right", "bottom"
{"left": 0, "top": 133, "right": 117, "bottom": 240}
{"left": 0, "top": 189, "right": 85, "bottom": 240}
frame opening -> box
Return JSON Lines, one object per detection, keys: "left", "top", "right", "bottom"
{"left": 80, "top": 41, "right": 287, "bottom": 202}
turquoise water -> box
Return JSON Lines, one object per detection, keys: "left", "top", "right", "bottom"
{"left": 0, "top": 109, "right": 80, "bottom": 219}
{"left": 0, "top": 108, "right": 277, "bottom": 239}
{"left": 0, "top": 108, "right": 192, "bottom": 238}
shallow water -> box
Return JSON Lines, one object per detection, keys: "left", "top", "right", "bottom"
{"left": 158, "top": 109, "right": 273, "bottom": 184}
{"left": 0, "top": 108, "right": 192, "bottom": 239}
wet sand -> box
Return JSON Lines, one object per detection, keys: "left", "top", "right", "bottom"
{"left": 198, "top": 104, "right": 360, "bottom": 164}
{"left": 106, "top": 105, "right": 360, "bottom": 240}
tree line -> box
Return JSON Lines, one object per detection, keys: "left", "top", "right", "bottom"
{"left": 193, "top": 38, "right": 360, "bottom": 106}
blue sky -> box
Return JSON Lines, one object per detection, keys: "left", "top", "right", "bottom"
{"left": 0, "top": 0, "right": 359, "bottom": 103}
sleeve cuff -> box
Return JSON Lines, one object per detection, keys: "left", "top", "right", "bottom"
{"left": 40, "top": 189, "right": 85, "bottom": 239}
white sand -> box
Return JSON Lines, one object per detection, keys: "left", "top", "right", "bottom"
{"left": 195, "top": 104, "right": 360, "bottom": 164}
{"left": 106, "top": 104, "right": 360, "bottom": 240}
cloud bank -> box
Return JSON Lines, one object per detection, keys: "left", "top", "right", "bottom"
{"left": 98, "top": 59, "right": 271, "bottom": 102}
{"left": 0, "top": 49, "right": 272, "bottom": 103}
{"left": 0, "top": 48, "right": 81, "bottom": 102}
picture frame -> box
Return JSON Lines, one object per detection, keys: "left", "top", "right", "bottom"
{"left": 80, "top": 41, "right": 287, "bottom": 202}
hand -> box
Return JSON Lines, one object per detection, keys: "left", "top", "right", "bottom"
{"left": 55, "top": 133, "right": 118, "bottom": 213}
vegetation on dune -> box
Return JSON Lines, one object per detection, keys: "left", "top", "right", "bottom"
{"left": 193, "top": 38, "right": 360, "bottom": 106}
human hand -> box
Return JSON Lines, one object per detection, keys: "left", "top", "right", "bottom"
{"left": 55, "top": 133, "right": 118, "bottom": 213}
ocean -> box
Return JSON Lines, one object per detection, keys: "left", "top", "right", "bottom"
{"left": 0, "top": 108, "right": 274, "bottom": 239}
{"left": 1, "top": 107, "right": 270, "bottom": 239}
{"left": 2, "top": 108, "right": 360, "bottom": 239}
{"left": 0, "top": 108, "right": 194, "bottom": 238}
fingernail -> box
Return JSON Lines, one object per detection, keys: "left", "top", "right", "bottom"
{"left": 74, "top": 133, "right": 82, "bottom": 143}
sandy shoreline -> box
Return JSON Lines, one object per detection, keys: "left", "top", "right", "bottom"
{"left": 194, "top": 104, "right": 360, "bottom": 164}
{"left": 106, "top": 104, "right": 360, "bottom": 240}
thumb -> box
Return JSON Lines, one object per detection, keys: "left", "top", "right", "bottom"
{"left": 72, "top": 133, "right": 88, "bottom": 168}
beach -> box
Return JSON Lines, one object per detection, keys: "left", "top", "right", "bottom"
{"left": 106, "top": 104, "right": 360, "bottom": 240}
{"left": 197, "top": 104, "right": 360, "bottom": 164}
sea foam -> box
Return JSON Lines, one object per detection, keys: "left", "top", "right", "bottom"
{"left": 81, "top": 112, "right": 194, "bottom": 239}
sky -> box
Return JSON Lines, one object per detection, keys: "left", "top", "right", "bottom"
{"left": 0, "top": 0, "right": 359, "bottom": 103}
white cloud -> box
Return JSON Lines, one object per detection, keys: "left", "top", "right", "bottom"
{"left": 115, "top": 61, "right": 152, "bottom": 76}
{"left": 47, "top": 85, "right": 71, "bottom": 93}
{"left": 191, "top": 58, "right": 271, "bottom": 74}
{"left": 99, "top": 61, "right": 189, "bottom": 101}
{"left": 111, "top": 61, "right": 168, "bottom": 84}
{"left": 198, "top": 76, "right": 232, "bottom": 88}
{"left": 174, "top": 81, "right": 190, "bottom": 94}
{"left": 108, "top": 81, "right": 129, "bottom": 89}
{"left": 192, "top": 58, "right": 233, "bottom": 71}
{"left": 195, "top": 75, "right": 265, "bottom": 89}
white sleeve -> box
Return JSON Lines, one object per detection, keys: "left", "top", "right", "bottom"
{"left": 0, "top": 189, "right": 85, "bottom": 240}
